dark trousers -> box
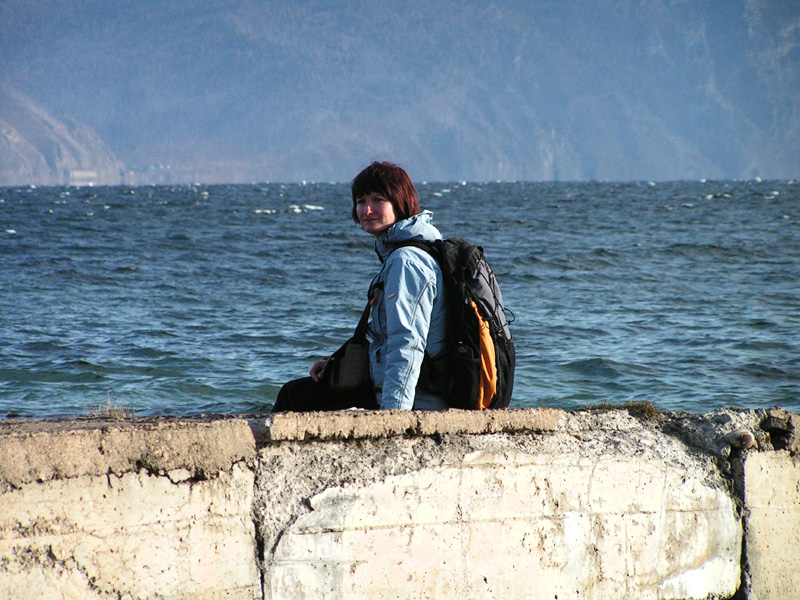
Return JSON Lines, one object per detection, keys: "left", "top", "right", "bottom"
{"left": 270, "top": 377, "right": 380, "bottom": 413}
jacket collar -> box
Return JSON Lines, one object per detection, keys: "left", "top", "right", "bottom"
{"left": 374, "top": 210, "right": 441, "bottom": 262}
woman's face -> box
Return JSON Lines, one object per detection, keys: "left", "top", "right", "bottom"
{"left": 356, "top": 192, "right": 397, "bottom": 236}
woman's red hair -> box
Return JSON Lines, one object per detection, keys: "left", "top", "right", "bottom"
{"left": 351, "top": 161, "right": 420, "bottom": 223}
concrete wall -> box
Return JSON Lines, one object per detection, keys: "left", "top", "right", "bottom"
{"left": 742, "top": 451, "right": 800, "bottom": 599}
{"left": 0, "top": 418, "right": 260, "bottom": 600}
{"left": 0, "top": 408, "right": 797, "bottom": 600}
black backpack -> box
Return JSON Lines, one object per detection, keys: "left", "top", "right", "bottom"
{"left": 395, "top": 238, "right": 515, "bottom": 409}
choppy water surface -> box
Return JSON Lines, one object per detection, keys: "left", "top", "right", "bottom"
{"left": 1, "top": 180, "right": 798, "bottom": 417}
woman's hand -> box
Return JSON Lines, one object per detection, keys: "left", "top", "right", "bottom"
{"left": 310, "top": 358, "right": 330, "bottom": 382}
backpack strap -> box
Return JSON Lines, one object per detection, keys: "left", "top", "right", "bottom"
{"left": 389, "top": 239, "right": 438, "bottom": 260}
{"left": 391, "top": 238, "right": 465, "bottom": 345}
{"left": 387, "top": 239, "right": 448, "bottom": 394}
{"left": 352, "top": 290, "right": 379, "bottom": 342}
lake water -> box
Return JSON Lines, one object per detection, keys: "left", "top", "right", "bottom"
{"left": 1, "top": 180, "right": 798, "bottom": 418}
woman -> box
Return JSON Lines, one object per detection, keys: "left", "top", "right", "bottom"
{"left": 271, "top": 161, "right": 448, "bottom": 412}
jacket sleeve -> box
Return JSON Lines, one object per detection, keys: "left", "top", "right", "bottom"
{"left": 378, "top": 251, "right": 438, "bottom": 410}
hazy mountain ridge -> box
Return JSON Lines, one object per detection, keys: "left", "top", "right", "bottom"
{"left": 0, "top": 87, "right": 125, "bottom": 186}
{"left": 0, "top": 0, "right": 797, "bottom": 184}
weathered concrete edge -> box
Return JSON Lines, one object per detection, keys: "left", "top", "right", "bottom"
{"left": 0, "top": 409, "right": 564, "bottom": 488}
{"left": 2, "top": 406, "right": 796, "bottom": 489}
{"left": 257, "top": 407, "right": 567, "bottom": 441}
{"left": 0, "top": 417, "right": 257, "bottom": 489}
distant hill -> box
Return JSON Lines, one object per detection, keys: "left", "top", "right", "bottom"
{"left": 1, "top": 0, "right": 797, "bottom": 183}
{"left": 0, "top": 87, "right": 125, "bottom": 186}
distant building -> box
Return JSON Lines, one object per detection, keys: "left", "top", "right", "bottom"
{"left": 68, "top": 169, "right": 98, "bottom": 186}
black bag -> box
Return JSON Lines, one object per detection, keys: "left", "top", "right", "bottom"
{"left": 324, "top": 296, "right": 374, "bottom": 393}
{"left": 394, "top": 238, "right": 515, "bottom": 410}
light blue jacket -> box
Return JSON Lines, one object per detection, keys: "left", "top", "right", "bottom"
{"left": 368, "top": 211, "right": 448, "bottom": 410}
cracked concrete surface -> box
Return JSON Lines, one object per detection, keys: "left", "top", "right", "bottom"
{"left": 0, "top": 417, "right": 259, "bottom": 600}
{"left": 0, "top": 416, "right": 256, "bottom": 490}
{"left": 255, "top": 409, "right": 743, "bottom": 599}
{"left": 1, "top": 464, "right": 259, "bottom": 599}
{"left": 1, "top": 407, "right": 797, "bottom": 599}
